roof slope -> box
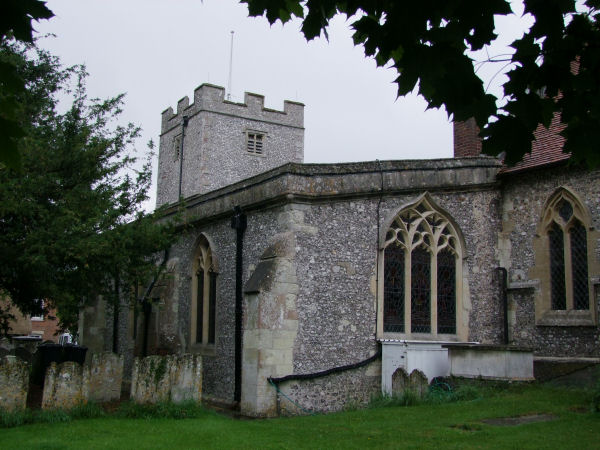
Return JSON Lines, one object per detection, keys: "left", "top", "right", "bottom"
{"left": 500, "top": 112, "right": 570, "bottom": 174}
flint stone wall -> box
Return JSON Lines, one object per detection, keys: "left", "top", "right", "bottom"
{"left": 150, "top": 158, "right": 502, "bottom": 413}
{"left": 500, "top": 167, "right": 600, "bottom": 357}
{"left": 278, "top": 361, "right": 381, "bottom": 415}
{"left": 0, "top": 356, "right": 29, "bottom": 412}
{"left": 131, "top": 354, "right": 202, "bottom": 404}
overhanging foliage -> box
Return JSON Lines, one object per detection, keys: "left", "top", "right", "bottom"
{"left": 242, "top": 0, "right": 600, "bottom": 167}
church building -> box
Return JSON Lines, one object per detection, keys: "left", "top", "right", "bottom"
{"left": 80, "top": 83, "right": 599, "bottom": 416}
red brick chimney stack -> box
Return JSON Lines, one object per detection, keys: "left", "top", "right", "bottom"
{"left": 453, "top": 118, "right": 482, "bottom": 157}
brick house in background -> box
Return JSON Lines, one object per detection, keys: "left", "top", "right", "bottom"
{"left": 79, "top": 83, "right": 599, "bottom": 416}
{"left": 2, "top": 297, "right": 61, "bottom": 343}
{"left": 29, "top": 301, "right": 61, "bottom": 342}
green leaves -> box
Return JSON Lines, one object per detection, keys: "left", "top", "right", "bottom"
{"left": 242, "top": 0, "right": 305, "bottom": 25}
{"left": 0, "top": 0, "right": 54, "bottom": 43}
{"left": 0, "top": 1, "right": 54, "bottom": 170}
{"left": 242, "top": 0, "right": 600, "bottom": 168}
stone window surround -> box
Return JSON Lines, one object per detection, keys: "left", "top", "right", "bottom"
{"left": 532, "top": 186, "right": 599, "bottom": 326}
{"left": 190, "top": 233, "right": 219, "bottom": 354}
{"left": 245, "top": 129, "right": 267, "bottom": 156}
{"left": 376, "top": 193, "right": 469, "bottom": 342}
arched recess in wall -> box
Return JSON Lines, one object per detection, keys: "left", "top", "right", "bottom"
{"left": 532, "top": 186, "right": 598, "bottom": 326}
{"left": 377, "top": 193, "right": 469, "bottom": 341}
{"left": 191, "top": 233, "right": 220, "bottom": 349}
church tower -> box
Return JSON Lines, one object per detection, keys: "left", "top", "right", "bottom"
{"left": 156, "top": 84, "right": 304, "bottom": 207}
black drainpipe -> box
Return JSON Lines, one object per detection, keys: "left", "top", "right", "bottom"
{"left": 496, "top": 267, "right": 509, "bottom": 345}
{"left": 177, "top": 115, "right": 189, "bottom": 199}
{"left": 231, "top": 206, "right": 247, "bottom": 405}
{"left": 375, "top": 160, "right": 384, "bottom": 335}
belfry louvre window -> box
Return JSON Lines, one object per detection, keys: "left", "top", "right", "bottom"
{"left": 246, "top": 131, "right": 264, "bottom": 154}
{"left": 382, "top": 196, "right": 463, "bottom": 336}
{"left": 192, "top": 235, "right": 218, "bottom": 346}
{"left": 543, "top": 190, "right": 590, "bottom": 311}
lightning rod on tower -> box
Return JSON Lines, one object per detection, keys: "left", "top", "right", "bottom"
{"left": 227, "top": 31, "right": 234, "bottom": 101}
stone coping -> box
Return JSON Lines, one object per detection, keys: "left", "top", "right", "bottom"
{"left": 160, "top": 157, "right": 501, "bottom": 225}
{"left": 442, "top": 343, "right": 534, "bottom": 352}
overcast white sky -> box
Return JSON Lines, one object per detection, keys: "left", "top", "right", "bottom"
{"left": 35, "top": 0, "right": 532, "bottom": 210}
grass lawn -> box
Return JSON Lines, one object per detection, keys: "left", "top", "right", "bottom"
{"left": 0, "top": 384, "right": 598, "bottom": 449}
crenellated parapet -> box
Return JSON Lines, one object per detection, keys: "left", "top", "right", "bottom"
{"left": 161, "top": 83, "right": 304, "bottom": 134}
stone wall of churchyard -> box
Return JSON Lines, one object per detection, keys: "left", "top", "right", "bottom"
{"left": 130, "top": 354, "right": 202, "bottom": 404}
{"left": 0, "top": 353, "right": 205, "bottom": 412}
{"left": 0, "top": 352, "right": 123, "bottom": 411}
{"left": 0, "top": 356, "right": 29, "bottom": 411}
{"left": 500, "top": 166, "right": 600, "bottom": 357}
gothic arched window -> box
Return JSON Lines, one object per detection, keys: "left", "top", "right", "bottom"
{"left": 542, "top": 189, "right": 591, "bottom": 312}
{"left": 380, "top": 195, "right": 464, "bottom": 338}
{"left": 192, "top": 235, "right": 218, "bottom": 346}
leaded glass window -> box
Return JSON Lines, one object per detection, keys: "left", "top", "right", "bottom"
{"left": 411, "top": 247, "right": 431, "bottom": 333}
{"left": 196, "top": 269, "right": 205, "bottom": 342}
{"left": 192, "top": 236, "right": 218, "bottom": 346}
{"left": 437, "top": 249, "right": 456, "bottom": 334}
{"left": 570, "top": 222, "right": 589, "bottom": 310}
{"left": 549, "top": 223, "right": 566, "bottom": 310}
{"left": 382, "top": 195, "right": 462, "bottom": 337}
{"left": 542, "top": 189, "right": 591, "bottom": 313}
{"left": 384, "top": 243, "right": 405, "bottom": 332}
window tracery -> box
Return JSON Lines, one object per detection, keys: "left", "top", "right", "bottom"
{"left": 380, "top": 195, "right": 464, "bottom": 338}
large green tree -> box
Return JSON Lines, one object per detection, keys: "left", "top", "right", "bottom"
{"left": 243, "top": 0, "right": 600, "bottom": 167}
{"left": 0, "top": 40, "right": 175, "bottom": 332}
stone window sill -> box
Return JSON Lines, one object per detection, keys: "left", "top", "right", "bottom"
{"left": 380, "top": 333, "right": 461, "bottom": 342}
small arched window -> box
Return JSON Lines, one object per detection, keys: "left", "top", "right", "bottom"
{"left": 192, "top": 235, "right": 218, "bottom": 346}
{"left": 380, "top": 194, "right": 465, "bottom": 339}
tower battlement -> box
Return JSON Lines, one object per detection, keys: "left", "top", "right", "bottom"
{"left": 161, "top": 83, "right": 304, "bottom": 134}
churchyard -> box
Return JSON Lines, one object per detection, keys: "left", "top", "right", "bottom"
{"left": 1, "top": 383, "right": 598, "bottom": 449}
